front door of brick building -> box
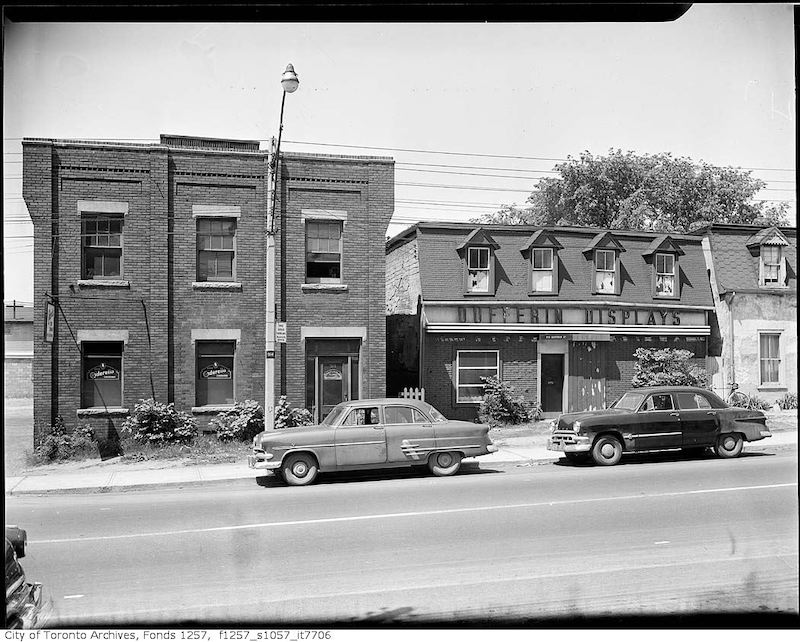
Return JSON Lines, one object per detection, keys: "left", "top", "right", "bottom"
{"left": 307, "top": 338, "right": 361, "bottom": 423}
{"left": 319, "top": 357, "right": 349, "bottom": 421}
{"left": 541, "top": 353, "right": 565, "bottom": 413}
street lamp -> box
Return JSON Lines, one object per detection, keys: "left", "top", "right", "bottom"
{"left": 265, "top": 63, "right": 299, "bottom": 430}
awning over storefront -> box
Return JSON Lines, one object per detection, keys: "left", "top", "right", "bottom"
{"left": 425, "top": 323, "right": 710, "bottom": 336}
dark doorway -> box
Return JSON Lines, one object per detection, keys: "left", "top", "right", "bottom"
{"left": 541, "top": 353, "right": 564, "bottom": 413}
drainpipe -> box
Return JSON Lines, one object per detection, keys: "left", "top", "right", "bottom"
{"left": 727, "top": 291, "right": 736, "bottom": 395}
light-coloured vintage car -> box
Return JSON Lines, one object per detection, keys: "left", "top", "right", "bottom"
{"left": 248, "top": 398, "right": 498, "bottom": 485}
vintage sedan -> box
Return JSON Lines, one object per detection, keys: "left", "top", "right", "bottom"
{"left": 248, "top": 398, "right": 498, "bottom": 485}
{"left": 547, "top": 386, "right": 772, "bottom": 466}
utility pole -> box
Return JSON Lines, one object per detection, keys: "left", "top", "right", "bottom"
{"left": 265, "top": 63, "right": 299, "bottom": 430}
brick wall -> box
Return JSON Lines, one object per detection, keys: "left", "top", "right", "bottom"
{"left": 386, "top": 236, "right": 421, "bottom": 315}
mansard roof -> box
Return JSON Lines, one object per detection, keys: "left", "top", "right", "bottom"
{"left": 455, "top": 227, "right": 501, "bottom": 252}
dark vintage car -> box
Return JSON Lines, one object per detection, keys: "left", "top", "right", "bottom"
{"left": 248, "top": 398, "right": 498, "bottom": 485}
{"left": 5, "top": 526, "right": 49, "bottom": 629}
{"left": 547, "top": 386, "right": 772, "bottom": 466}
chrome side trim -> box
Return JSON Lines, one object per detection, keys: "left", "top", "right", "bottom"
{"left": 630, "top": 432, "right": 682, "bottom": 438}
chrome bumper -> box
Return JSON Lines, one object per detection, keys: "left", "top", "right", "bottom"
{"left": 547, "top": 434, "right": 591, "bottom": 453}
{"left": 247, "top": 451, "right": 280, "bottom": 470}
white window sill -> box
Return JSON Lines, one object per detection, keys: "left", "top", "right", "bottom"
{"left": 301, "top": 283, "right": 348, "bottom": 292}
{"left": 77, "top": 407, "right": 130, "bottom": 417}
{"left": 192, "top": 282, "right": 242, "bottom": 290}
{"left": 77, "top": 280, "right": 130, "bottom": 288}
{"left": 191, "top": 405, "right": 235, "bottom": 414}
{"left": 757, "top": 385, "right": 787, "bottom": 391}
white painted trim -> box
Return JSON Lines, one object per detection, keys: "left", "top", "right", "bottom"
{"left": 190, "top": 329, "right": 241, "bottom": 344}
{"left": 77, "top": 330, "right": 129, "bottom": 345}
{"left": 426, "top": 323, "right": 711, "bottom": 336}
{"left": 301, "top": 284, "right": 348, "bottom": 292}
{"left": 77, "top": 280, "right": 130, "bottom": 288}
{"left": 77, "top": 200, "right": 128, "bottom": 214}
{"left": 192, "top": 205, "right": 242, "bottom": 219}
{"left": 300, "top": 326, "right": 367, "bottom": 340}
{"left": 192, "top": 281, "right": 242, "bottom": 290}
{"left": 301, "top": 209, "right": 348, "bottom": 222}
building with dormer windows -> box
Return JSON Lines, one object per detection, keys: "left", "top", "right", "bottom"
{"left": 694, "top": 224, "right": 797, "bottom": 404}
{"left": 386, "top": 223, "right": 716, "bottom": 420}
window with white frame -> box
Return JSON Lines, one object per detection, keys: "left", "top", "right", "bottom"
{"left": 655, "top": 253, "right": 676, "bottom": 297}
{"left": 759, "top": 333, "right": 781, "bottom": 385}
{"left": 531, "top": 248, "right": 554, "bottom": 293}
{"left": 760, "top": 246, "right": 784, "bottom": 287}
{"left": 456, "top": 350, "right": 499, "bottom": 403}
{"left": 467, "top": 247, "right": 490, "bottom": 293}
{"left": 595, "top": 249, "right": 616, "bottom": 293}
{"left": 306, "top": 220, "right": 343, "bottom": 283}
{"left": 82, "top": 214, "right": 123, "bottom": 279}
{"left": 197, "top": 218, "right": 236, "bottom": 282}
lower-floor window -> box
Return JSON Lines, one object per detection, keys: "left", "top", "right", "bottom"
{"left": 759, "top": 333, "right": 781, "bottom": 385}
{"left": 196, "top": 340, "right": 235, "bottom": 405}
{"left": 82, "top": 341, "right": 123, "bottom": 408}
{"left": 456, "top": 350, "right": 500, "bottom": 403}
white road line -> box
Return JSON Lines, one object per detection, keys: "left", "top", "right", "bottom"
{"left": 48, "top": 551, "right": 799, "bottom": 623}
{"left": 30, "top": 481, "right": 798, "bottom": 545}
{"left": 63, "top": 595, "right": 84, "bottom": 599}
{"left": 654, "top": 541, "right": 671, "bottom": 545}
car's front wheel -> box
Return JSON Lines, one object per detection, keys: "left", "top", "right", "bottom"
{"left": 714, "top": 433, "right": 744, "bottom": 459}
{"left": 591, "top": 435, "right": 623, "bottom": 466}
{"left": 428, "top": 451, "right": 462, "bottom": 476}
{"left": 282, "top": 453, "right": 319, "bottom": 486}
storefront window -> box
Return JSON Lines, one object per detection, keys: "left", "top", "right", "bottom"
{"left": 82, "top": 342, "right": 123, "bottom": 408}
{"left": 456, "top": 350, "right": 499, "bottom": 403}
{"left": 196, "top": 340, "right": 235, "bottom": 405}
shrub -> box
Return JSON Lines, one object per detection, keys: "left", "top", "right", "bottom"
{"left": 631, "top": 347, "right": 707, "bottom": 388}
{"left": 122, "top": 399, "right": 197, "bottom": 445}
{"left": 209, "top": 400, "right": 265, "bottom": 442}
{"left": 477, "top": 376, "right": 533, "bottom": 426}
{"left": 32, "top": 417, "right": 96, "bottom": 463}
{"left": 728, "top": 394, "right": 773, "bottom": 411}
{"left": 778, "top": 392, "right": 798, "bottom": 410}
{"left": 274, "top": 396, "right": 314, "bottom": 429}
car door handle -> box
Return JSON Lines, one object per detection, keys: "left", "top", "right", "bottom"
{"left": 707, "top": 411, "right": 717, "bottom": 415}
{"left": 669, "top": 412, "right": 680, "bottom": 417}
{"left": 372, "top": 425, "right": 384, "bottom": 430}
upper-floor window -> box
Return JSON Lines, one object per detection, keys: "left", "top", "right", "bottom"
{"left": 82, "top": 214, "right": 123, "bottom": 280}
{"left": 306, "top": 220, "right": 342, "bottom": 283}
{"left": 760, "top": 246, "right": 784, "bottom": 287}
{"left": 197, "top": 218, "right": 236, "bottom": 282}
{"left": 655, "top": 253, "right": 676, "bottom": 297}
{"left": 594, "top": 249, "right": 617, "bottom": 293}
{"left": 467, "top": 247, "right": 491, "bottom": 293}
{"left": 531, "top": 248, "right": 555, "bottom": 293}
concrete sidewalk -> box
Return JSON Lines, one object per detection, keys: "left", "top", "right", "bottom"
{"left": 5, "top": 430, "right": 796, "bottom": 495}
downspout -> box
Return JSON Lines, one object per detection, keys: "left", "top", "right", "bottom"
{"left": 727, "top": 291, "right": 736, "bottom": 394}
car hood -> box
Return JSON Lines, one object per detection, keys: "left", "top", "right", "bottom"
{"left": 258, "top": 425, "right": 323, "bottom": 441}
{"left": 557, "top": 408, "right": 629, "bottom": 426}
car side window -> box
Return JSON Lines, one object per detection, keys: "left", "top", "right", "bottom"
{"left": 643, "top": 394, "right": 674, "bottom": 411}
{"left": 384, "top": 406, "right": 415, "bottom": 424}
{"left": 342, "top": 407, "right": 381, "bottom": 426}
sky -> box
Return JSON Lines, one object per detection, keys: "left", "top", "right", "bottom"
{"left": 3, "top": 4, "right": 796, "bottom": 305}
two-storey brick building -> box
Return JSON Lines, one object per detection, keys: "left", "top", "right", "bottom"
{"left": 386, "top": 223, "right": 715, "bottom": 420}
{"left": 23, "top": 135, "right": 394, "bottom": 445}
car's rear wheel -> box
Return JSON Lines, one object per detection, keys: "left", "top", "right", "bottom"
{"left": 564, "top": 452, "right": 589, "bottom": 464}
{"left": 282, "top": 453, "right": 319, "bottom": 486}
{"left": 714, "top": 433, "right": 744, "bottom": 459}
{"left": 428, "top": 451, "right": 462, "bottom": 476}
{"left": 591, "top": 435, "right": 623, "bottom": 466}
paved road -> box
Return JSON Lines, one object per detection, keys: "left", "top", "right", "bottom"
{"left": 6, "top": 448, "right": 798, "bottom": 626}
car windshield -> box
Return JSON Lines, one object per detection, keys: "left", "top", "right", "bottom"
{"left": 321, "top": 405, "right": 347, "bottom": 426}
{"left": 427, "top": 405, "right": 447, "bottom": 423}
{"left": 612, "top": 392, "right": 645, "bottom": 411}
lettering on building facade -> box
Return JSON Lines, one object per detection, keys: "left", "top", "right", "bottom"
{"left": 454, "top": 305, "right": 682, "bottom": 325}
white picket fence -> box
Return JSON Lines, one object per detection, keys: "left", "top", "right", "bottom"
{"left": 399, "top": 387, "right": 425, "bottom": 401}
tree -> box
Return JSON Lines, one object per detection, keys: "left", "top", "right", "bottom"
{"left": 474, "top": 149, "right": 790, "bottom": 232}
{"left": 631, "top": 347, "right": 707, "bottom": 388}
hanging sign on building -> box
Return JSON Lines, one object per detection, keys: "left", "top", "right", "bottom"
{"left": 87, "top": 363, "right": 120, "bottom": 380}
{"left": 276, "top": 322, "right": 287, "bottom": 344}
{"left": 44, "top": 301, "right": 55, "bottom": 344}
{"left": 201, "top": 362, "right": 232, "bottom": 379}
{"left": 323, "top": 366, "right": 343, "bottom": 381}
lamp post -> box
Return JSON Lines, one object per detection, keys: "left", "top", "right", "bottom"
{"left": 265, "top": 63, "right": 299, "bottom": 430}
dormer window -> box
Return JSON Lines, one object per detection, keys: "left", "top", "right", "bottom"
{"left": 521, "top": 229, "right": 562, "bottom": 295}
{"left": 467, "top": 247, "right": 490, "bottom": 293}
{"left": 457, "top": 227, "right": 500, "bottom": 296}
{"left": 655, "top": 253, "right": 676, "bottom": 297}
{"left": 760, "top": 245, "right": 784, "bottom": 287}
{"left": 595, "top": 249, "right": 617, "bottom": 293}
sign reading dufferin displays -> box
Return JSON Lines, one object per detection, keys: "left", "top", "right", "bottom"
{"left": 430, "top": 305, "right": 707, "bottom": 327}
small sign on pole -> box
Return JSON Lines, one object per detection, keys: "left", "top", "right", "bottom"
{"left": 276, "top": 322, "right": 287, "bottom": 344}
{"left": 44, "top": 301, "right": 55, "bottom": 343}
